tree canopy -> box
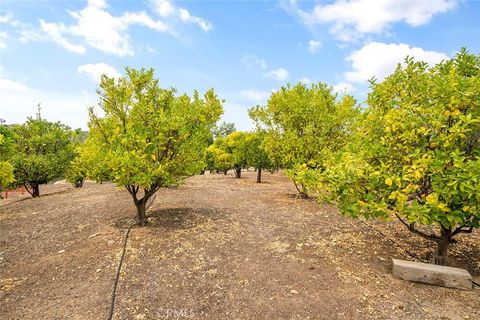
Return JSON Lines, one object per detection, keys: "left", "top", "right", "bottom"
{"left": 10, "top": 117, "right": 78, "bottom": 197}
{"left": 243, "top": 132, "right": 274, "bottom": 183}
{"left": 0, "top": 123, "right": 15, "bottom": 194}
{"left": 249, "top": 82, "right": 359, "bottom": 196}
{"left": 319, "top": 49, "right": 480, "bottom": 263}
{"left": 83, "top": 68, "right": 223, "bottom": 224}
{"left": 205, "top": 137, "right": 233, "bottom": 175}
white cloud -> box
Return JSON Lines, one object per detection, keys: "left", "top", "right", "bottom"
{"left": 0, "top": 12, "right": 13, "bottom": 23}
{"left": 333, "top": 82, "right": 355, "bottom": 93}
{"left": 344, "top": 42, "right": 448, "bottom": 83}
{"left": 0, "top": 78, "right": 30, "bottom": 92}
{"left": 88, "top": 0, "right": 108, "bottom": 9}
{"left": 153, "top": 0, "right": 176, "bottom": 17}
{"left": 38, "top": 0, "right": 210, "bottom": 56}
{"left": 0, "top": 12, "right": 43, "bottom": 43}
{"left": 308, "top": 40, "right": 321, "bottom": 53}
{"left": 241, "top": 54, "right": 268, "bottom": 70}
{"left": 78, "top": 63, "right": 120, "bottom": 83}
{"left": 240, "top": 54, "right": 288, "bottom": 83}
{"left": 288, "top": 0, "right": 458, "bottom": 42}
{"left": 240, "top": 89, "right": 270, "bottom": 103}
{"left": 19, "top": 26, "right": 43, "bottom": 43}
{"left": 298, "top": 77, "right": 313, "bottom": 84}
{"left": 151, "top": 0, "right": 212, "bottom": 32}
{"left": 0, "top": 76, "right": 95, "bottom": 130}
{"left": 178, "top": 8, "right": 212, "bottom": 32}
{"left": 40, "top": 20, "right": 86, "bottom": 54}
{"left": 265, "top": 68, "right": 289, "bottom": 82}
{"left": 146, "top": 45, "right": 156, "bottom": 53}
{"left": 0, "top": 31, "right": 8, "bottom": 49}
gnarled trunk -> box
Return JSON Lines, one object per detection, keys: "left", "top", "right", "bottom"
{"left": 256, "top": 168, "right": 262, "bottom": 183}
{"left": 433, "top": 227, "right": 452, "bottom": 265}
{"left": 32, "top": 184, "right": 40, "bottom": 197}
{"left": 73, "top": 180, "right": 84, "bottom": 188}
{"left": 293, "top": 181, "right": 308, "bottom": 199}
{"left": 234, "top": 167, "right": 241, "bottom": 179}
{"left": 135, "top": 200, "right": 147, "bottom": 226}
{"left": 126, "top": 185, "right": 156, "bottom": 226}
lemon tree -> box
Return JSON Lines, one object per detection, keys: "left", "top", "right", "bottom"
{"left": 84, "top": 68, "right": 223, "bottom": 225}
{"left": 322, "top": 49, "right": 480, "bottom": 264}
{"left": 249, "top": 82, "right": 358, "bottom": 197}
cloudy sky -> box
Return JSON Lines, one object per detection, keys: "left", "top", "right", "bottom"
{"left": 0, "top": 0, "right": 479, "bottom": 130}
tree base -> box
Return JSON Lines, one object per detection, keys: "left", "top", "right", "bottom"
{"left": 299, "top": 192, "right": 309, "bottom": 199}
{"left": 432, "top": 255, "right": 447, "bottom": 266}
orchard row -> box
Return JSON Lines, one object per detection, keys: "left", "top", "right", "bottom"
{"left": 0, "top": 48, "right": 478, "bottom": 264}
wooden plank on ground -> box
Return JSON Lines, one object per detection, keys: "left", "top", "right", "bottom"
{"left": 392, "top": 258, "right": 472, "bottom": 290}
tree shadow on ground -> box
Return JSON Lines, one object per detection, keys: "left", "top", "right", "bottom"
{"left": 0, "top": 188, "right": 74, "bottom": 210}
{"left": 146, "top": 207, "right": 221, "bottom": 230}
{"left": 113, "top": 207, "right": 221, "bottom": 230}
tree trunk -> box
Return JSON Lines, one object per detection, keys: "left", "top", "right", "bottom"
{"left": 293, "top": 181, "right": 308, "bottom": 198}
{"left": 32, "top": 184, "right": 40, "bottom": 197}
{"left": 135, "top": 200, "right": 147, "bottom": 226}
{"left": 73, "top": 180, "right": 84, "bottom": 188}
{"left": 224, "top": 170, "right": 227, "bottom": 175}
{"left": 257, "top": 168, "right": 262, "bottom": 183}
{"left": 235, "top": 167, "right": 241, "bottom": 178}
{"left": 126, "top": 185, "right": 155, "bottom": 226}
{"left": 300, "top": 183, "right": 309, "bottom": 198}
{"left": 433, "top": 227, "right": 452, "bottom": 265}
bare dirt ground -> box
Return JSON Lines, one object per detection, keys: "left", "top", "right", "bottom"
{"left": 1, "top": 172, "right": 479, "bottom": 320}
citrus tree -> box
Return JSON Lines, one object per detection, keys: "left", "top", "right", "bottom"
{"left": 244, "top": 132, "right": 273, "bottom": 183}
{"left": 249, "top": 82, "right": 358, "bottom": 197}
{"left": 0, "top": 122, "right": 15, "bottom": 196}
{"left": 205, "top": 139, "right": 233, "bottom": 175}
{"left": 65, "top": 131, "right": 90, "bottom": 188}
{"left": 84, "top": 68, "right": 223, "bottom": 225}
{"left": 224, "top": 131, "right": 249, "bottom": 178}
{"left": 0, "top": 161, "right": 14, "bottom": 196}
{"left": 65, "top": 147, "right": 88, "bottom": 188}
{"left": 10, "top": 116, "right": 78, "bottom": 197}
{"left": 321, "top": 49, "right": 480, "bottom": 264}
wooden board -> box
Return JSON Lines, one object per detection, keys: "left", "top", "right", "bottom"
{"left": 392, "top": 258, "right": 472, "bottom": 290}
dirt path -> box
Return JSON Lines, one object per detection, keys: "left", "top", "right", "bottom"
{"left": 1, "top": 172, "right": 479, "bottom": 319}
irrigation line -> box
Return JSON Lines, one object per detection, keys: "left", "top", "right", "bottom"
{"left": 107, "top": 193, "right": 156, "bottom": 319}
{"left": 107, "top": 221, "right": 135, "bottom": 320}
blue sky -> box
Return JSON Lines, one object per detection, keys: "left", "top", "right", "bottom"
{"left": 0, "top": 0, "right": 479, "bottom": 130}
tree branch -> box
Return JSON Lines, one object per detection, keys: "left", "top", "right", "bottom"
{"left": 395, "top": 214, "right": 438, "bottom": 241}
{"left": 23, "top": 184, "right": 33, "bottom": 196}
{"left": 452, "top": 225, "right": 474, "bottom": 237}
{"left": 124, "top": 184, "right": 140, "bottom": 203}
{"left": 293, "top": 180, "right": 301, "bottom": 194}
{"left": 92, "top": 115, "right": 110, "bottom": 145}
